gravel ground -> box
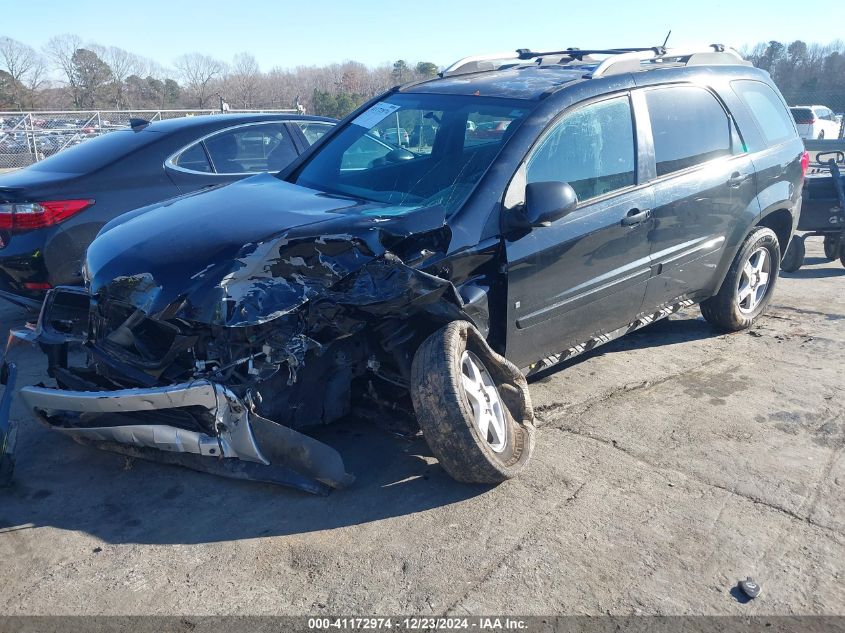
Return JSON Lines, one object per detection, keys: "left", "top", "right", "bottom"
{"left": 0, "top": 238, "right": 843, "bottom": 616}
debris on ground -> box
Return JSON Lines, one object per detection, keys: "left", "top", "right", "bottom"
{"left": 739, "top": 577, "right": 762, "bottom": 599}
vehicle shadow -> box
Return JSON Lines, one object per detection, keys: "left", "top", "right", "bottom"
{"left": 802, "top": 256, "right": 834, "bottom": 266}
{"left": 528, "top": 315, "right": 716, "bottom": 382}
{"left": 0, "top": 416, "right": 490, "bottom": 545}
{"left": 781, "top": 264, "right": 845, "bottom": 279}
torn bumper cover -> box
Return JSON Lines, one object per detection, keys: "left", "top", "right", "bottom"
{"left": 19, "top": 380, "right": 354, "bottom": 495}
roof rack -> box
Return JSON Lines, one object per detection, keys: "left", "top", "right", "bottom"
{"left": 440, "top": 45, "right": 749, "bottom": 78}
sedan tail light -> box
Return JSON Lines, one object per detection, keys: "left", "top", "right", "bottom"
{"left": 800, "top": 151, "right": 810, "bottom": 179}
{"left": 23, "top": 282, "right": 52, "bottom": 291}
{"left": 0, "top": 199, "right": 94, "bottom": 232}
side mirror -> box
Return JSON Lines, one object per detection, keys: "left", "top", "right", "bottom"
{"left": 385, "top": 148, "right": 415, "bottom": 162}
{"left": 524, "top": 181, "right": 578, "bottom": 226}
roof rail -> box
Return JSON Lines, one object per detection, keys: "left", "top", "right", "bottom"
{"left": 440, "top": 51, "right": 526, "bottom": 77}
{"left": 589, "top": 44, "right": 749, "bottom": 77}
{"left": 440, "top": 44, "right": 749, "bottom": 78}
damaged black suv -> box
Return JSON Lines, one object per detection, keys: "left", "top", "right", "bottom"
{"left": 5, "top": 46, "right": 807, "bottom": 493}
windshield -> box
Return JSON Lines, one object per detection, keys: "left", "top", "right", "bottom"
{"left": 293, "top": 93, "right": 530, "bottom": 214}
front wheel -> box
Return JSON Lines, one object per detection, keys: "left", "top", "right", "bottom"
{"left": 410, "top": 320, "right": 535, "bottom": 484}
{"left": 700, "top": 227, "right": 780, "bottom": 331}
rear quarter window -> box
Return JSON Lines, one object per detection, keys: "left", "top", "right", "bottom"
{"left": 732, "top": 80, "right": 797, "bottom": 148}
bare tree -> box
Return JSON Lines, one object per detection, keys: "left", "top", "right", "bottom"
{"left": 24, "top": 55, "right": 47, "bottom": 97}
{"left": 174, "top": 52, "right": 226, "bottom": 108}
{"left": 44, "top": 33, "right": 84, "bottom": 107}
{"left": 230, "top": 52, "right": 260, "bottom": 108}
{"left": 0, "top": 36, "right": 45, "bottom": 109}
{"left": 93, "top": 45, "right": 142, "bottom": 108}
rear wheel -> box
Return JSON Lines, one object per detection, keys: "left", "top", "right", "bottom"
{"left": 824, "top": 236, "right": 840, "bottom": 261}
{"left": 780, "top": 236, "right": 805, "bottom": 272}
{"left": 700, "top": 227, "right": 780, "bottom": 331}
{"left": 818, "top": 130, "right": 826, "bottom": 140}
{"left": 410, "top": 320, "right": 535, "bottom": 484}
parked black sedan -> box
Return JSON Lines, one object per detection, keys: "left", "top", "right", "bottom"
{"left": 0, "top": 114, "right": 335, "bottom": 307}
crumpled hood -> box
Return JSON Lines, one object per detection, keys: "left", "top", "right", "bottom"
{"left": 86, "top": 173, "right": 452, "bottom": 326}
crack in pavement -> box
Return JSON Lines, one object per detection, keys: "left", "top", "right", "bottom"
{"left": 533, "top": 356, "right": 724, "bottom": 425}
{"left": 442, "top": 481, "right": 588, "bottom": 617}
{"left": 801, "top": 441, "right": 844, "bottom": 523}
{"left": 547, "top": 424, "right": 845, "bottom": 544}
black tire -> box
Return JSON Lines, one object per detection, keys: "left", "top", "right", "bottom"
{"left": 410, "top": 320, "right": 535, "bottom": 484}
{"left": 700, "top": 227, "right": 780, "bottom": 331}
{"left": 780, "top": 236, "right": 805, "bottom": 272}
{"left": 824, "top": 236, "right": 840, "bottom": 261}
{"left": 818, "top": 130, "right": 825, "bottom": 140}
{"left": 840, "top": 248, "right": 845, "bottom": 268}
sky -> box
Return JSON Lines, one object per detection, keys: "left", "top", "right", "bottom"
{"left": 2, "top": 0, "right": 841, "bottom": 72}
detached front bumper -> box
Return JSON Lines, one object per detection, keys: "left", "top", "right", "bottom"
{"left": 18, "top": 380, "right": 354, "bottom": 495}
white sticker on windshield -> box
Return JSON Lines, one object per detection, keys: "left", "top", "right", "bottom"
{"left": 351, "top": 102, "right": 402, "bottom": 129}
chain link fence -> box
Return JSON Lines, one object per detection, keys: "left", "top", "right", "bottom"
{"left": 0, "top": 109, "right": 298, "bottom": 170}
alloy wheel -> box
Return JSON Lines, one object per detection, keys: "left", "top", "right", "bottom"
{"left": 737, "top": 247, "right": 771, "bottom": 314}
{"left": 459, "top": 350, "right": 508, "bottom": 453}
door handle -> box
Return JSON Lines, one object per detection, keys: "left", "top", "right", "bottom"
{"left": 728, "top": 171, "right": 750, "bottom": 187}
{"left": 621, "top": 208, "right": 651, "bottom": 226}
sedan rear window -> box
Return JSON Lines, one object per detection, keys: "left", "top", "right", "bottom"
{"left": 790, "top": 108, "right": 815, "bottom": 124}
{"left": 29, "top": 129, "right": 160, "bottom": 173}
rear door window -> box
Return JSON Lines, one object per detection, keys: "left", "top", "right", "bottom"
{"left": 732, "top": 80, "right": 796, "bottom": 146}
{"left": 645, "top": 86, "right": 732, "bottom": 176}
{"left": 527, "top": 95, "right": 636, "bottom": 203}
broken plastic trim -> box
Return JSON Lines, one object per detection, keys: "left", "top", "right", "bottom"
{"left": 18, "top": 380, "right": 354, "bottom": 494}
